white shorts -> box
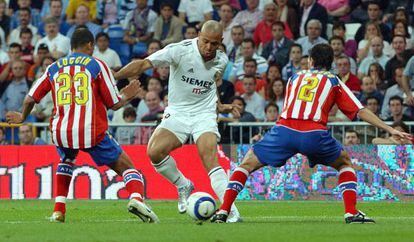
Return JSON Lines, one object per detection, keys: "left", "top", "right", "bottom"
{"left": 156, "top": 112, "right": 220, "bottom": 144}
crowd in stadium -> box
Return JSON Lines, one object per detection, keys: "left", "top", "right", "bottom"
{"left": 0, "top": 0, "right": 413, "bottom": 145}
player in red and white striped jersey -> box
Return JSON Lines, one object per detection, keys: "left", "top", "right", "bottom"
{"left": 212, "top": 44, "right": 411, "bottom": 224}
{"left": 6, "top": 28, "right": 159, "bottom": 223}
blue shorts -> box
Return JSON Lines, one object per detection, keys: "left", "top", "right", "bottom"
{"left": 253, "top": 125, "right": 342, "bottom": 168}
{"left": 57, "top": 133, "right": 122, "bottom": 166}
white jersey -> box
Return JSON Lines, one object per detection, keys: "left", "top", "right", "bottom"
{"left": 146, "top": 38, "right": 228, "bottom": 114}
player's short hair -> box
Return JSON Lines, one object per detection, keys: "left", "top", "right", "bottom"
{"left": 389, "top": 95, "right": 403, "bottom": 105}
{"left": 329, "top": 36, "right": 345, "bottom": 46}
{"left": 71, "top": 28, "right": 94, "bottom": 49}
{"left": 230, "top": 96, "right": 246, "bottom": 107}
{"left": 19, "top": 27, "right": 33, "bottom": 37}
{"left": 9, "top": 42, "right": 22, "bottom": 51}
{"left": 272, "top": 21, "right": 285, "bottom": 30}
{"left": 309, "top": 43, "right": 334, "bottom": 70}
{"left": 243, "top": 57, "right": 257, "bottom": 67}
{"left": 289, "top": 43, "right": 302, "bottom": 53}
{"left": 123, "top": 107, "right": 137, "bottom": 119}
{"left": 96, "top": 32, "right": 109, "bottom": 41}
{"left": 265, "top": 102, "right": 279, "bottom": 113}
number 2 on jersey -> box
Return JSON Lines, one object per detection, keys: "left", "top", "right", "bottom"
{"left": 297, "top": 77, "right": 319, "bottom": 102}
{"left": 56, "top": 72, "right": 89, "bottom": 105}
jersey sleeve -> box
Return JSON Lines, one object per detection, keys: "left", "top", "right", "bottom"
{"left": 146, "top": 44, "right": 177, "bottom": 67}
{"left": 28, "top": 66, "right": 51, "bottom": 103}
{"left": 96, "top": 59, "right": 122, "bottom": 108}
{"left": 335, "top": 77, "right": 364, "bottom": 120}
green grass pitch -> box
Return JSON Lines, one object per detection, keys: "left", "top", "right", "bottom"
{"left": 0, "top": 200, "right": 413, "bottom": 242}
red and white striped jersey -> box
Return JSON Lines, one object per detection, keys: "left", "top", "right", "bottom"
{"left": 278, "top": 69, "right": 364, "bottom": 131}
{"left": 29, "top": 53, "right": 121, "bottom": 149}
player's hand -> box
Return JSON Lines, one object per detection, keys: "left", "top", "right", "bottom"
{"left": 5, "top": 111, "right": 24, "bottom": 124}
{"left": 389, "top": 128, "right": 412, "bottom": 144}
{"left": 121, "top": 79, "right": 141, "bottom": 100}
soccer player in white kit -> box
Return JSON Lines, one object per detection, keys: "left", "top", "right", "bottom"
{"left": 115, "top": 20, "right": 241, "bottom": 222}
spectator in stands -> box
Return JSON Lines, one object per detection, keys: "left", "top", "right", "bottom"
{"left": 368, "top": 62, "right": 387, "bottom": 93}
{"left": 296, "top": 19, "right": 328, "bottom": 56}
{"left": 267, "top": 78, "right": 284, "bottom": 110}
{"left": 178, "top": 0, "right": 212, "bottom": 27}
{"left": 318, "top": 0, "right": 351, "bottom": 20}
{"left": 66, "top": 0, "right": 97, "bottom": 25}
{"left": 343, "top": 130, "right": 360, "bottom": 146}
{"left": 10, "top": 0, "right": 41, "bottom": 29}
{"left": 265, "top": 63, "right": 281, "bottom": 84}
{"left": 136, "top": 77, "right": 163, "bottom": 121}
{"left": 382, "top": 66, "right": 411, "bottom": 119}
{"left": 93, "top": 32, "right": 122, "bottom": 71}
{"left": 357, "top": 22, "right": 392, "bottom": 61}
{"left": 357, "top": 76, "right": 383, "bottom": 108}
{"left": 384, "top": 35, "right": 410, "bottom": 82}
{"left": 226, "top": 25, "right": 244, "bottom": 63}
{"left": 119, "top": 0, "right": 138, "bottom": 23}
{"left": 261, "top": 21, "right": 293, "bottom": 68}
{"left": 358, "top": 36, "right": 389, "bottom": 78}
{"left": 1, "top": 60, "right": 28, "bottom": 117}
{"left": 142, "top": 39, "right": 162, "bottom": 76}
{"left": 219, "top": 96, "right": 257, "bottom": 144}
{"left": 38, "top": 0, "right": 71, "bottom": 36}
{"left": 35, "top": 17, "right": 70, "bottom": 59}
{"left": 19, "top": 28, "right": 34, "bottom": 64}
{"left": 385, "top": 96, "right": 414, "bottom": 122}
{"left": 332, "top": 21, "right": 357, "bottom": 59}
{"left": 275, "top": 0, "right": 299, "bottom": 39}
{"left": 8, "top": 8, "right": 39, "bottom": 46}
{"left": 264, "top": 102, "right": 279, "bottom": 122}
{"left": 299, "top": 0, "right": 328, "bottom": 39}
{"left": 96, "top": 0, "right": 120, "bottom": 29}
{"left": 0, "top": 127, "right": 8, "bottom": 144}
{"left": 0, "top": 43, "right": 25, "bottom": 83}
{"left": 253, "top": 3, "right": 293, "bottom": 49}
{"left": 335, "top": 55, "right": 361, "bottom": 93}
{"left": 115, "top": 106, "right": 137, "bottom": 145}
{"left": 230, "top": 38, "right": 268, "bottom": 82}
{"left": 241, "top": 76, "right": 266, "bottom": 121}
{"left": 27, "top": 43, "right": 49, "bottom": 82}
{"left": 219, "top": 4, "right": 236, "bottom": 48}
{"left": 233, "top": 0, "right": 262, "bottom": 38}
{"left": 0, "top": 0, "right": 10, "bottom": 37}
{"left": 18, "top": 124, "right": 46, "bottom": 145}
{"left": 217, "top": 73, "right": 235, "bottom": 104}
{"left": 123, "top": 0, "right": 157, "bottom": 57}
{"left": 365, "top": 96, "right": 381, "bottom": 117}
{"left": 66, "top": 5, "right": 102, "bottom": 39}
{"left": 392, "top": 20, "right": 413, "bottom": 50}
{"left": 355, "top": 1, "right": 391, "bottom": 43}
{"left": 234, "top": 58, "right": 267, "bottom": 97}
{"left": 403, "top": 55, "right": 414, "bottom": 106}
{"left": 330, "top": 36, "right": 357, "bottom": 74}
{"left": 282, "top": 44, "right": 302, "bottom": 81}
{"left": 183, "top": 25, "right": 198, "bottom": 39}
{"left": 154, "top": 2, "right": 183, "bottom": 47}
{"left": 372, "top": 120, "right": 413, "bottom": 145}
{"left": 0, "top": 38, "right": 8, "bottom": 65}
{"left": 157, "top": 64, "right": 169, "bottom": 89}
{"left": 32, "top": 56, "right": 54, "bottom": 122}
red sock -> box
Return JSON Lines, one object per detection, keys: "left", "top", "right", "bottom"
{"left": 123, "top": 169, "right": 144, "bottom": 202}
{"left": 220, "top": 167, "right": 249, "bottom": 214}
{"left": 338, "top": 167, "right": 358, "bottom": 215}
{"left": 54, "top": 162, "right": 74, "bottom": 214}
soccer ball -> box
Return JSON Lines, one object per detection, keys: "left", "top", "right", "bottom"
{"left": 186, "top": 192, "right": 216, "bottom": 220}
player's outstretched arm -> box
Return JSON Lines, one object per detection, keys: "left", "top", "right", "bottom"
{"left": 111, "top": 79, "right": 141, "bottom": 111}
{"left": 358, "top": 108, "right": 412, "bottom": 143}
{"left": 5, "top": 96, "right": 35, "bottom": 124}
{"left": 114, "top": 59, "right": 153, "bottom": 80}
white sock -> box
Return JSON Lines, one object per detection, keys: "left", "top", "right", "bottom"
{"left": 153, "top": 155, "right": 189, "bottom": 188}
{"left": 208, "top": 167, "right": 238, "bottom": 213}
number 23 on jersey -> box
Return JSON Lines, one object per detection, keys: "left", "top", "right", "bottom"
{"left": 56, "top": 72, "right": 89, "bottom": 106}
{"left": 297, "top": 77, "right": 319, "bottom": 102}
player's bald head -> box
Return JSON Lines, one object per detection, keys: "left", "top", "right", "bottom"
{"left": 200, "top": 20, "right": 223, "bottom": 36}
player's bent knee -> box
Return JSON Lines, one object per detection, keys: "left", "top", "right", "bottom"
{"left": 147, "top": 146, "right": 168, "bottom": 164}
{"left": 330, "top": 150, "right": 352, "bottom": 171}
{"left": 239, "top": 150, "right": 263, "bottom": 173}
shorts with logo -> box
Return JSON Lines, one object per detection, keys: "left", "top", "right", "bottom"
{"left": 156, "top": 111, "right": 220, "bottom": 144}
{"left": 253, "top": 125, "right": 343, "bottom": 168}
{"left": 56, "top": 133, "right": 122, "bottom": 166}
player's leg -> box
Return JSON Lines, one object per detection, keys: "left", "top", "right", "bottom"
{"left": 87, "top": 133, "right": 159, "bottom": 223}
{"left": 51, "top": 147, "right": 79, "bottom": 223}
{"left": 147, "top": 127, "right": 193, "bottom": 213}
{"left": 195, "top": 132, "right": 242, "bottom": 222}
{"left": 328, "top": 151, "right": 375, "bottom": 224}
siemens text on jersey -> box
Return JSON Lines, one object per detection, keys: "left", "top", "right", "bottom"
{"left": 181, "top": 75, "right": 214, "bottom": 95}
